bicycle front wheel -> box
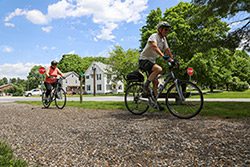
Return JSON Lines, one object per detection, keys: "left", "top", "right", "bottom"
{"left": 55, "top": 88, "right": 67, "bottom": 109}
{"left": 124, "top": 83, "right": 149, "bottom": 115}
{"left": 42, "top": 92, "right": 51, "bottom": 108}
{"left": 165, "top": 80, "right": 203, "bottom": 119}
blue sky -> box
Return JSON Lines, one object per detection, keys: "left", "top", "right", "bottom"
{"left": 0, "top": 0, "right": 191, "bottom": 79}
{"left": 0, "top": 0, "right": 245, "bottom": 79}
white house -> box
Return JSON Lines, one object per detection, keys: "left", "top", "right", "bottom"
{"left": 85, "top": 62, "right": 124, "bottom": 94}
{"left": 62, "top": 71, "right": 80, "bottom": 94}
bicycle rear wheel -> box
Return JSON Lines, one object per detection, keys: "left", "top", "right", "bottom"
{"left": 55, "top": 88, "right": 67, "bottom": 109}
{"left": 165, "top": 80, "right": 203, "bottom": 119}
{"left": 124, "top": 83, "right": 149, "bottom": 115}
{"left": 42, "top": 92, "right": 51, "bottom": 108}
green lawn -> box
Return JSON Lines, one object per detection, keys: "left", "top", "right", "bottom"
{"left": 18, "top": 101, "right": 250, "bottom": 119}
{"left": 202, "top": 89, "right": 250, "bottom": 98}
{"left": 66, "top": 89, "right": 250, "bottom": 98}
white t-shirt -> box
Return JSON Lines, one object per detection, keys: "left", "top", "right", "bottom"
{"left": 140, "top": 33, "right": 169, "bottom": 63}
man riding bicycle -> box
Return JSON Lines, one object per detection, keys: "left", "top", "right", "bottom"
{"left": 44, "top": 60, "right": 64, "bottom": 100}
{"left": 139, "top": 21, "right": 174, "bottom": 110}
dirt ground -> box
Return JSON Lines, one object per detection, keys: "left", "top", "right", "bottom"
{"left": 0, "top": 103, "right": 249, "bottom": 167}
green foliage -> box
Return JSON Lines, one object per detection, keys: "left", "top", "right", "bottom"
{"left": 0, "top": 77, "right": 8, "bottom": 86}
{"left": 107, "top": 46, "right": 140, "bottom": 81}
{"left": 26, "top": 65, "right": 44, "bottom": 90}
{"left": 58, "top": 54, "right": 108, "bottom": 75}
{"left": 58, "top": 54, "right": 85, "bottom": 74}
{"left": 191, "top": 0, "right": 250, "bottom": 51}
{"left": 230, "top": 77, "right": 249, "bottom": 91}
{"left": 0, "top": 141, "right": 28, "bottom": 167}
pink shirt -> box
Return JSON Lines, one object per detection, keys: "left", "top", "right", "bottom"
{"left": 45, "top": 66, "right": 61, "bottom": 83}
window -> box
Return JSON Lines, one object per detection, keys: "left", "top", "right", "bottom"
{"left": 106, "top": 85, "right": 112, "bottom": 90}
{"left": 97, "top": 84, "right": 102, "bottom": 90}
{"left": 97, "top": 74, "right": 101, "bottom": 80}
{"left": 118, "top": 85, "right": 122, "bottom": 90}
{"left": 107, "top": 74, "right": 111, "bottom": 80}
{"left": 75, "top": 80, "right": 78, "bottom": 84}
{"left": 72, "top": 74, "right": 74, "bottom": 77}
{"left": 87, "top": 85, "right": 91, "bottom": 91}
{"left": 86, "top": 75, "right": 89, "bottom": 79}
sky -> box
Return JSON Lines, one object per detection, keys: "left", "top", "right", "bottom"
{"left": 0, "top": 0, "right": 245, "bottom": 79}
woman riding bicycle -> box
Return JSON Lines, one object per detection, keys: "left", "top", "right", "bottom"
{"left": 44, "top": 60, "right": 64, "bottom": 100}
{"left": 139, "top": 21, "right": 174, "bottom": 109}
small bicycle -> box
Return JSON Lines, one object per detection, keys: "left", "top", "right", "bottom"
{"left": 124, "top": 60, "right": 203, "bottom": 119}
{"left": 41, "top": 77, "right": 67, "bottom": 109}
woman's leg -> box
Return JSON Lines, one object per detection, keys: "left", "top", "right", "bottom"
{"left": 44, "top": 82, "right": 52, "bottom": 98}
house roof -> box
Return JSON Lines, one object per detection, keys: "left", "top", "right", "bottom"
{"left": 86, "top": 61, "right": 111, "bottom": 74}
{"left": 64, "top": 71, "right": 79, "bottom": 78}
{"left": 0, "top": 84, "right": 13, "bottom": 91}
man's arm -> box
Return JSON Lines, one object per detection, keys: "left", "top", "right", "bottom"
{"left": 150, "top": 41, "right": 164, "bottom": 57}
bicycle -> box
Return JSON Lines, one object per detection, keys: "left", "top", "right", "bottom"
{"left": 41, "top": 77, "right": 67, "bottom": 109}
{"left": 124, "top": 60, "right": 204, "bottom": 119}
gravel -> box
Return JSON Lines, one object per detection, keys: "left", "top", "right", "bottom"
{"left": 0, "top": 103, "right": 249, "bottom": 167}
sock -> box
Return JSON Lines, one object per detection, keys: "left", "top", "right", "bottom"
{"left": 144, "top": 80, "right": 151, "bottom": 88}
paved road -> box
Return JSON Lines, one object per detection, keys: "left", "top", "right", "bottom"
{"left": 0, "top": 96, "right": 250, "bottom": 103}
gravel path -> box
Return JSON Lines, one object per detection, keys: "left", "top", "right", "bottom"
{"left": 0, "top": 103, "right": 249, "bottom": 167}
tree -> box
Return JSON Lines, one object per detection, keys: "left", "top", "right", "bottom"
{"left": 58, "top": 54, "right": 85, "bottom": 74}
{"left": 0, "top": 77, "right": 8, "bottom": 86}
{"left": 26, "top": 66, "right": 44, "bottom": 90}
{"left": 191, "top": 0, "right": 250, "bottom": 51}
{"left": 107, "top": 46, "right": 140, "bottom": 82}
{"left": 187, "top": 48, "right": 235, "bottom": 92}
{"left": 231, "top": 50, "right": 250, "bottom": 84}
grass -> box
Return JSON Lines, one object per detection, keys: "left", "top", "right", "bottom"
{"left": 65, "top": 89, "right": 250, "bottom": 98}
{"left": 18, "top": 101, "right": 250, "bottom": 119}
{"left": 0, "top": 141, "right": 28, "bottom": 167}
{"left": 202, "top": 89, "right": 250, "bottom": 98}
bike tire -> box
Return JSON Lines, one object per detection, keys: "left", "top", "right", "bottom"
{"left": 124, "top": 83, "right": 149, "bottom": 115}
{"left": 165, "top": 80, "right": 203, "bottom": 119}
{"left": 55, "top": 88, "right": 67, "bottom": 109}
{"left": 42, "top": 92, "right": 51, "bottom": 108}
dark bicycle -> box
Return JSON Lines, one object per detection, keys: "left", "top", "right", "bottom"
{"left": 41, "top": 77, "right": 67, "bottom": 109}
{"left": 124, "top": 59, "right": 203, "bottom": 119}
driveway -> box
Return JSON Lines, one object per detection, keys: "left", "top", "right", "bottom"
{"left": 0, "top": 103, "right": 249, "bottom": 166}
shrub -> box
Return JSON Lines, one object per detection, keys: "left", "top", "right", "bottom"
{"left": 230, "top": 77, "right": 249, "bottom": 91}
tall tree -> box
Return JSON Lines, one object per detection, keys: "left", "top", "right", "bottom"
{"left": 26, "top": 66, "right": 44, "bottom": 90}
{"left": 58, "top": 54, "right": 85, "bottom": 74}
{"left": 192, "top": 0, "right": 250, "bottom": 51}
{"left": 107, "top": 46, "right": 140, "bottom": 82}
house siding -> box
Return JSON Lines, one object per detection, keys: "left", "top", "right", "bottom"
{"left": 85, "top": 62, "right": 124, "bottom": 94}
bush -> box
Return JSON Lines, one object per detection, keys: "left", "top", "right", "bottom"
{"left": 0, "top": 141, "right": 28, "bottom": 167}
{"left": 230, "top": 77, "right": 249, "bottom": 91}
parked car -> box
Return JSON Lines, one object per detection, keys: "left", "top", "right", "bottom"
{"left": 24, "top": 89, "right": 42, "bottom": 97}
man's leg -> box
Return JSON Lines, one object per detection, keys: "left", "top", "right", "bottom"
{"left": 146, "top": 64, "right": 162, "bottom": 91}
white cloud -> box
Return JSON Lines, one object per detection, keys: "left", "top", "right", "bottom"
{"left": 1, "top": 46, "right": 13, "bottom": 53}
{"left": 4, "top": 22, "right": 15, "bottom": 28}
{"left": 4, "top": 0, "right": 148, "bottom": 40}
{"left": 42, "top": 26, "right": 53, "bottom": 32}
{"left": 0, "top": 63, "right": 44, "bottom": 79}
{"left": 96, "top": 23, "right": 118, "bottom": 41}
{"left": 25, "top": 10, "right": 48, "bottom": 24}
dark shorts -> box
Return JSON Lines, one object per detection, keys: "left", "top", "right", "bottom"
{"left": 139, "top": 59, "right": 155, "bottom": 75}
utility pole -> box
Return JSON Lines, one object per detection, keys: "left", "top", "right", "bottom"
{"left": 92, "top": 64, "right": 96, "bottom": 96}
{"left": 79, "top": 75, "right": 83, "bottom": 103}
